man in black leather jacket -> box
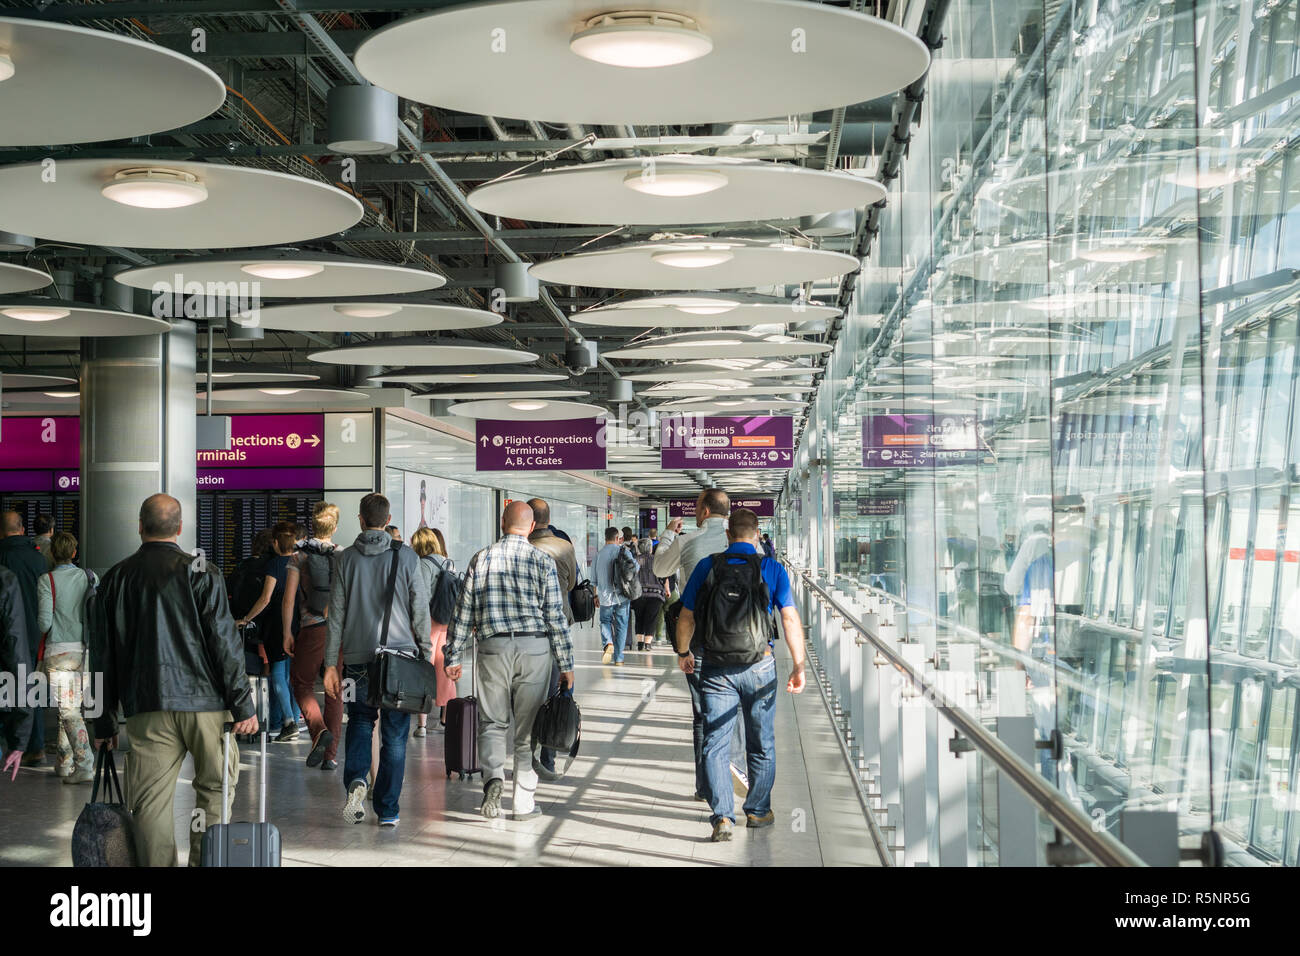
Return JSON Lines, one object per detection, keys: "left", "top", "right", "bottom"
{"left": 0, "top": 564, "right": 32, "bottom": 781}
{"left": 92, "top": 493, "right": 258, "bottom": 866}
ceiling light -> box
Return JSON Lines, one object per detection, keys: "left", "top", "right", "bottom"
{"left": 652, "top": 248, "right": 735, "bottom": 269}
{"left": 1, "top": 306, "right": 70, "bottom": 322}
{"left": 240, "top": 262, "right": 326, "bottom": 280}
{"left": 258, "top": 387, "right": 302, "bottom": 396}
{"left": 333, "top": 303, "right": 402, "bottom": 319}
{"left": 509, "top": 400, "right": 548, "bottom": 411}
{"left": 569, "top": 12, "right": 713, "bottom": 69}
{"left": 43, "top": 391, "right": 79, "bottom": 398}
{"left": 100, "top": 167, "right": 208, "bottom": 209}
{"left": 623, "top": 168, "right": 729, "bottom": 198}
{"left": 0, "top": 54, "right": 13, "bottom": 82}
{"left": 678, "top": 304, "right": 737, "bottom": 316}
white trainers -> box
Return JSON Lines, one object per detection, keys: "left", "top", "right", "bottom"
{"left": 343, "top": 781, "right": 367, "bottom": 824}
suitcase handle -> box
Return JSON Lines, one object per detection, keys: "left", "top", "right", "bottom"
{"left": 220, "top": 676, "right": 270, "bottom": 828}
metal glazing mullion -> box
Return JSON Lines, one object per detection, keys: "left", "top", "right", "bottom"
{"left": 1264, "top": 305, "right": 1300, "bottom": 662}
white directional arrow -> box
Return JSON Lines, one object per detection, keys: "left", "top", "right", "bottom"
{"left": 480, "top": 435, "right": 490, "bottom": 447}
{"left": 780, "top": 452, "right": 791, "bottom": 461}
{"left": 304, "top": 434, "right": 321, "bottom": 447}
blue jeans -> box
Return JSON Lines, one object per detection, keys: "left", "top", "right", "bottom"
{"left": 267, "top": 659, "right": 299, "bottom": 728}
{"left": 600, "top": 602, "right": 630, "bottom": 663}
{"left": 701, "top": 655, "right": 778, "bottom": 826}
{"left": 342, "top": 664, "right": 411, "bottom": 819}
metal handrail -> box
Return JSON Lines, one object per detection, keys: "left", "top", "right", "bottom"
{"left": 797, "top": 571, "right": 1147, "bottom": 868}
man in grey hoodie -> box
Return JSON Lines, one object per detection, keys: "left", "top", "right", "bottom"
{"left": 323, "top": 493, "right": 431, "bottom": 828}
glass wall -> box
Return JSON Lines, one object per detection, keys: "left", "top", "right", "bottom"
{"left": 785, "top": 0, "right": 1300, "bottom": 865}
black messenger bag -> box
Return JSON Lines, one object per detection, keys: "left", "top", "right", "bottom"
{"left": 367, "top": 540, "right": 439, "bottom": 715}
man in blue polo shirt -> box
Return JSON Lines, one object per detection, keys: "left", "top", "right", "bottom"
{"left": 674, "top": 508, "right": 806, "bottom": 842}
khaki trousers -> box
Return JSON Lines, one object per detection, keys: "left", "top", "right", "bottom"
{"left": 124, "top": 710, "right": 237, "bottom": 867}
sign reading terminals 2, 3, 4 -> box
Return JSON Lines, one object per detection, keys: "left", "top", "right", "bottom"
{"left": 660, "top": 416, "right": 794, "bottom": 470}
{"left": 475, "top": 418, "right": 607, "bottom": 472}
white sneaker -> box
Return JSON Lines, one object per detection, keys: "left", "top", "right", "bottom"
{"left": 343, "top": 781, "right": 367, "bottom": 824}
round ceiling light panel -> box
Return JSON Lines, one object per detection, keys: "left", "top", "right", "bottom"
{"left": 0, "top": 17, "right": 226, "bottom": 146}
{"left": 643, "top": 382, "right": 812, "bottom": 398}
{"left": 195, "top": 362, "right": 320, "bottom": 385}
{"left": 653, "top": 398, "right": 805, "bottom": 413}
{"left": 231, "top": 300, "right": 496, "bottom": 333}
{"left": 604, "top": 330, "right": 830, "bottom": 360}
{"left": 530, "top": 238, "right": 858, "bottom": 291}
{"left": 0, "top": 299, "right": 170, "bottom": 336}
{"left": 618, "top": 360, "right": 818, "bottom": 381}
{"left": 354, "top": 0, "right": 930, "bottom": 125}
{"left": 468, "top": 156, "right": 886, "bottom": 225}
{"left": 197, "top": 386, "right": 371, "bottom": 406}
{"left": 0, "top": 160, "right": 362, "bottom": 249}
{"left": 308, "top": 337, "right": 539, "bottom": 367}
{"left": 115, "top": 252, "right": 443, "bottom": 298}
{"left": 0, "top": 372, "right": 77, "bottom": 389}
{"left": 0, "top": 262, "right": 52, "bottom": 294}
{"left": 573, "top": 292, "right": 839, "bottom": 328}
{"left": 367, "top": 365, "right": 567, "bottom": 386}
{"left": 449, "top": 399, "right": 608, "bottom": 422}
{"left": 421, "top": 382, "right": 588, "bottom": 401}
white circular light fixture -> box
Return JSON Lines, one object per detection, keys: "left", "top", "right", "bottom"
{"left": 332, "top": 303, "right": 401, "bottom": 319}
{"left": 101, "top": 167, "right": 208, "bottom": 209}
{"left": 0, "top": 305, "right": 70, "bottom": 322}
{"left": 43, "top": 391, "right": 79, "bottom": 398}
{"left": 367, "top": 364, "right": 567, "bottom": 386}
{"left": 570, "top": 12, "right": 712, "bottom": 68}
{"left": 0, "top": 261, "right": 53, "bottom": 295}
{"left": 449, "top": 399, "right": 608, "bottom": 421}
{"left": 622, "top": 167, "right": 728, "bottom": 197}
{"left": 308, "top": 337, "right": 539, "bottom": 368}
{"left": 651, "top": 248, "right": 735, "bottom": 269}
{"left": 258, "top": 388, "right": 302, "bottom": 396}
{"left": 573, "top": 293, "right": 837, "bottom": 329}
{"left": 508, "top": 400, "right": 549, "bottom": 412}
{"left": 0, "top": 53, "right": 13, "bottom": 82}
{"left": 241, "top": 261, "right": 326, "bottom": 280}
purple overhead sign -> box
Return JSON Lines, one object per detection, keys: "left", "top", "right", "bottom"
{"left": 196, "top": 413, "right": 324, "bottom": 468}
{"left": 475, "top": 418, "right": 607, "bottom": 472}
{"left": 861, "top": 413, "right": 985, "bottom": 468}
{"left": 668, "top": 496, "right": 775, "bottom": 518}
{"left": 0, "top": 416, "right": 79, "bottom": 469}
{"left": 660, "top": 416, "right": 794, "bottom": 470}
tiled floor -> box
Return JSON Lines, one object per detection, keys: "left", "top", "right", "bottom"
{"left": 1, "top": 624, "right": 881, "bottom": 867}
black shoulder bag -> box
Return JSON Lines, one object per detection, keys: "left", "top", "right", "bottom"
{"left": 366, "top": 540, "right": 439, "bottom": 715}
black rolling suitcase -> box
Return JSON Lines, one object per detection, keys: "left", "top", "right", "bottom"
{"left": 444, "top": 642, "right": 481, "bottom": 780}
{"left": 201, "top": 678, "right": 281, "bottom": 867}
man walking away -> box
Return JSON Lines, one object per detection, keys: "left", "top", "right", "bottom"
{"left": 444, "top": 501, "right": 574, "bottom": 820}
{"left": 33, "top": 514, "right": 55, "bottom": 571}
{"left": 92, "top": 494, "right": 258, "bottom": 865}
{"left": 675, "top": 508, "right": 806, "bottom": 842}
{"left": 652, "top": 489, "right": 730, "bottom": 800}
{"left": 323, "top": 493, "right": 430, "bottom": 828}
{"left": 594, "top": 527, "right": 630, "bottom": 665}
{"left": 527, "top": 498, "right": 577, "bottom": 775}
{"left": 0, "top": 563, "right": 31, "bottom": 781}
{"left": 0, "top": 511, "right": 53, "bottom": 766}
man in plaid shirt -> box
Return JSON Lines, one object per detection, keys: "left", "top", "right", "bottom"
{"left": 444, "top": 500, "right": 574, "bottom": 820}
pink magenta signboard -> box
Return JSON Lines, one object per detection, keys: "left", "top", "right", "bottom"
{"left": 196, "top": 413, "right": 325, "bottom": 468}
{"left": 660, "top": 416, "right": 794, "bottom": 470}
{"left": 0, "top": 416, "right": 79, "bottom": 469}
{"left": 197, "top": 467, "right": 325, "bottom": 491}
{"left": 474, "top": 419, "right": 606, "bottom": 472}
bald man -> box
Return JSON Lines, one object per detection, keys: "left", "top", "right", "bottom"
{"left": 444, "top": 500, "right": 575, "bottom": 820}
{"left": 0, "top": 510, "right": 50, "bottom": 764}
{"left": 92, "top": 494, "right": 257, "bottom": 865}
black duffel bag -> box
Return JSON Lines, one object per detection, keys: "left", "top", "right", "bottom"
{"left": 71, "top": 745, "right": 139, "bottom": 867}
{"left": 570, "top": 579, "right": 596, "bottom": 624}
{"left": 531, "top": 686, "right": 581, "bottom": 781}
{"left": 367, "top": 540, "right": 439, "bottom": 715}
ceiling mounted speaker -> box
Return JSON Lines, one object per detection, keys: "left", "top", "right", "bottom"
{"left": 495, "top": 261, "right": 539, "bottom": 303}
{"left": 609, "top": 378, "right": 635, "bottom": 403}
{"left": 0, "top": 16, "right": 226, "bottom": 146}
{"left": 225, "top": 322, "right": 264, "bottom": 341}
{"left": 565, "top": 338, "right": 599, "bottom": 372}
{"left": 353, "top": 0, "right": 930, "bottom": 125}
{"left": 468, "top": 156, "right": 884, "bottom": 226}
{"left": 327, "top": 84, "right": 399, "bottom": 154}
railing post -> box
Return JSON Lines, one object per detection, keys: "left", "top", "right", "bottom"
{"left": 899, "top": 641, "right": 929, "bottom": 865}
{"left": 995, "top": 712, "right": 1041, "bottom": 866}
{"left": 936, "top": 644, "right": 976, "bottom": 866}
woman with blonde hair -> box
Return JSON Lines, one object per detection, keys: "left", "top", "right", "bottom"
{"left": 411, "top": 526, "right": 457, "bottom": 736}
{"left": 36, "top": 532, "right": 97, "bottom": 783}
{"left": 282, "top": 501, "right": 343, "bottom": 769}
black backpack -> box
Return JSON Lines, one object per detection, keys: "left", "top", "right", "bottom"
{"left": 614, "top": 546, "right": 642, "bottom": 601}
{"left": 424, "top": 554, "right": 464, "bottom": 626}
{"left": 695, "top": 554, "right": 774, "bottom": 666}
{"left": 298, "top": 541, "right": 336, "bottom": 616}
{"left": 570, "top": 579, "right": 596, "bottom": 623}
{"left": 226, "top": 553, "right": 268, "bottom": 621}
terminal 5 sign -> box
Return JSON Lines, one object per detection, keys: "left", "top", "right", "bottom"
{"left": 659, "top": 415, "right": 794, "bottom": 470}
